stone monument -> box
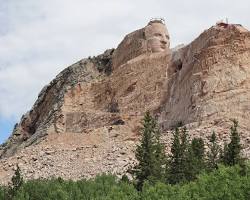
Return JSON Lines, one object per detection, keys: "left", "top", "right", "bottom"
{"left": 112, "top": 19, "right": 170, "bottom": 68}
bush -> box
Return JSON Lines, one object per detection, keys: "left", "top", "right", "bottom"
{"left": 0, "top": 164, "right": 250, "bottom": 200}
{"left": 141, "top": 164, "right": 250, "bottom": 200}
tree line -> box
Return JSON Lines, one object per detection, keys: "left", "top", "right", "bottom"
{"left": 132, "top": 111, "right": 245, "bottom": 190}
{"left": 1, "top": 165, "right": 250, "bottom": 200}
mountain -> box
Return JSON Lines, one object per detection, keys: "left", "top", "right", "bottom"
{"left": 0, "top": 20, "right": 250, "bottom": 184}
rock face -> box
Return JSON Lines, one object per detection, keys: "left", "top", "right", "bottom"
{"left": 0, "top": 20, "right": 250, "bottom": 184}
{"left": 0, "top": 51, "right": 112, "bottom": 158}
{"left": 160, "top": 23, "right": 250, "bottom": 130}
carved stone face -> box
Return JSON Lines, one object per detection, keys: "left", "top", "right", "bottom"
{"left": 145, "top": 22, "right": 170, "bottom": 52}
{"left": 112, "top": 21, "right": 170, "bottom": 68}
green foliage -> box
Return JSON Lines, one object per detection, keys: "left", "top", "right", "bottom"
{"left": 11, "top": 165, "right": 23, "bottom": 192}
{"left": 0, "top": 164, "right": 250, "bottom": 200}
{"left": 207, "top": 131, "right": 220, "bottom": 170}
{"left": 167, "top": 126, "right": 188, "bottom": 184}
{"left": 222, "top": 120, "right": 243, "bottom": 166}
{"left": 167, "top": 127, "right": 206, "bottom": 184}
{"left": 182, "top": 164, "right": 250, "bottom": 200}
{"left": 141, "top": 181, "right": 179, "bottom": 200}
{"left": 1, "top": 174, "right": 138, "bottom": 200}
{"left": 4, "top": 164, "right": 24, "bottom": 200}
{"left": 120, "top": 174, "right": 130, "bottom": 183}
{"left": 0, "top": 187, "right": 4, "bottom": 200}
{"left": 142, "top": 164, "right": 250, "bottom": 200}
{"left": 185, "top": 137, "right": 205, "bottom": 181}
{"left": 132, "top": 111, "right": 166, "bottom": 190}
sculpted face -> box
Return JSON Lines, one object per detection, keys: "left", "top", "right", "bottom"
{"left": 145, "top": 21, "right": 170, "bottom": 52}
{"left": 112, "top": 20, "right": 170, "bottom": 68}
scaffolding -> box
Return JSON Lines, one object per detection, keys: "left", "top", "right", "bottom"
{"left": 149, "top": 18, "right": 165, "bottom": 24}
{"left": 216, "top": 18, "right": 229, "bottom": 28}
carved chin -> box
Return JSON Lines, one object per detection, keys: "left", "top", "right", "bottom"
{"left": 160, "top": 45, "right": 167, "bottom": 50}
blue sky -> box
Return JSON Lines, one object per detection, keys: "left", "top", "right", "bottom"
{"left": 0, "top": 117, "right": 15, "bottom": 143}
{"left": 0, "top": 0, "right": 250, "bottom": 144}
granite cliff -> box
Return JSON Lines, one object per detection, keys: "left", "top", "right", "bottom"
{"left": 0, "top": 19, "right": 250, "bottom": 184}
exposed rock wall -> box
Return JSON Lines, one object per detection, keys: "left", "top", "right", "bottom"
{"left": 0, "top": 50, "right": 113, "bottom": 158}
{"left": 160, "top": 24, "right": 250, "bottom": 131}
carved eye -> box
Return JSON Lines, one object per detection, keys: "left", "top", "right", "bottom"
{"left": 154, "top": 33, "right": 162, "bottom": 37}
{"left": 165, "top": 35, "right": 169, "bottom": 39}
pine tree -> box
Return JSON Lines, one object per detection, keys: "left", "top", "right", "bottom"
{"left": 153, "top": 128, "right": 166, "bottom": 182}
{"left": 180, "top": 127, "right": 189, "bottom": 171}
{"left": 186, "top": 138, "right": 205, "bottom": 181}
{"left": 222, "top": 120, "right": 242, "bottom": 166}
{"left": 11, "top": 165, "right": 23, "bottom": 191}
{"left": 132, "top": 111, "right": 166, "bottom": 190}
{"left": 167, "top": 126, "right": 189, "bottom": 184}
{"left": 6, "top": 164, "right": 24, "bottom": 200}
{"left": 207, "top": 132, "right": 220, "bottom": 170}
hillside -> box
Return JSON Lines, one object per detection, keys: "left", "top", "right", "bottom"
{"left": 0, "top": 20, "right": 249, "bottom": 184}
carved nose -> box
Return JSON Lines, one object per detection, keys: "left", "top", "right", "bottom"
{"left": 161, "top": 36, "right": 168, "bottom": 43}
{"left": 161, "top": 40, "right": 167, "bottom": 44}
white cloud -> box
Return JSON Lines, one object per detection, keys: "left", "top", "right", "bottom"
{"left": 0, "top": 0, "right": 249, "bottom": 121}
